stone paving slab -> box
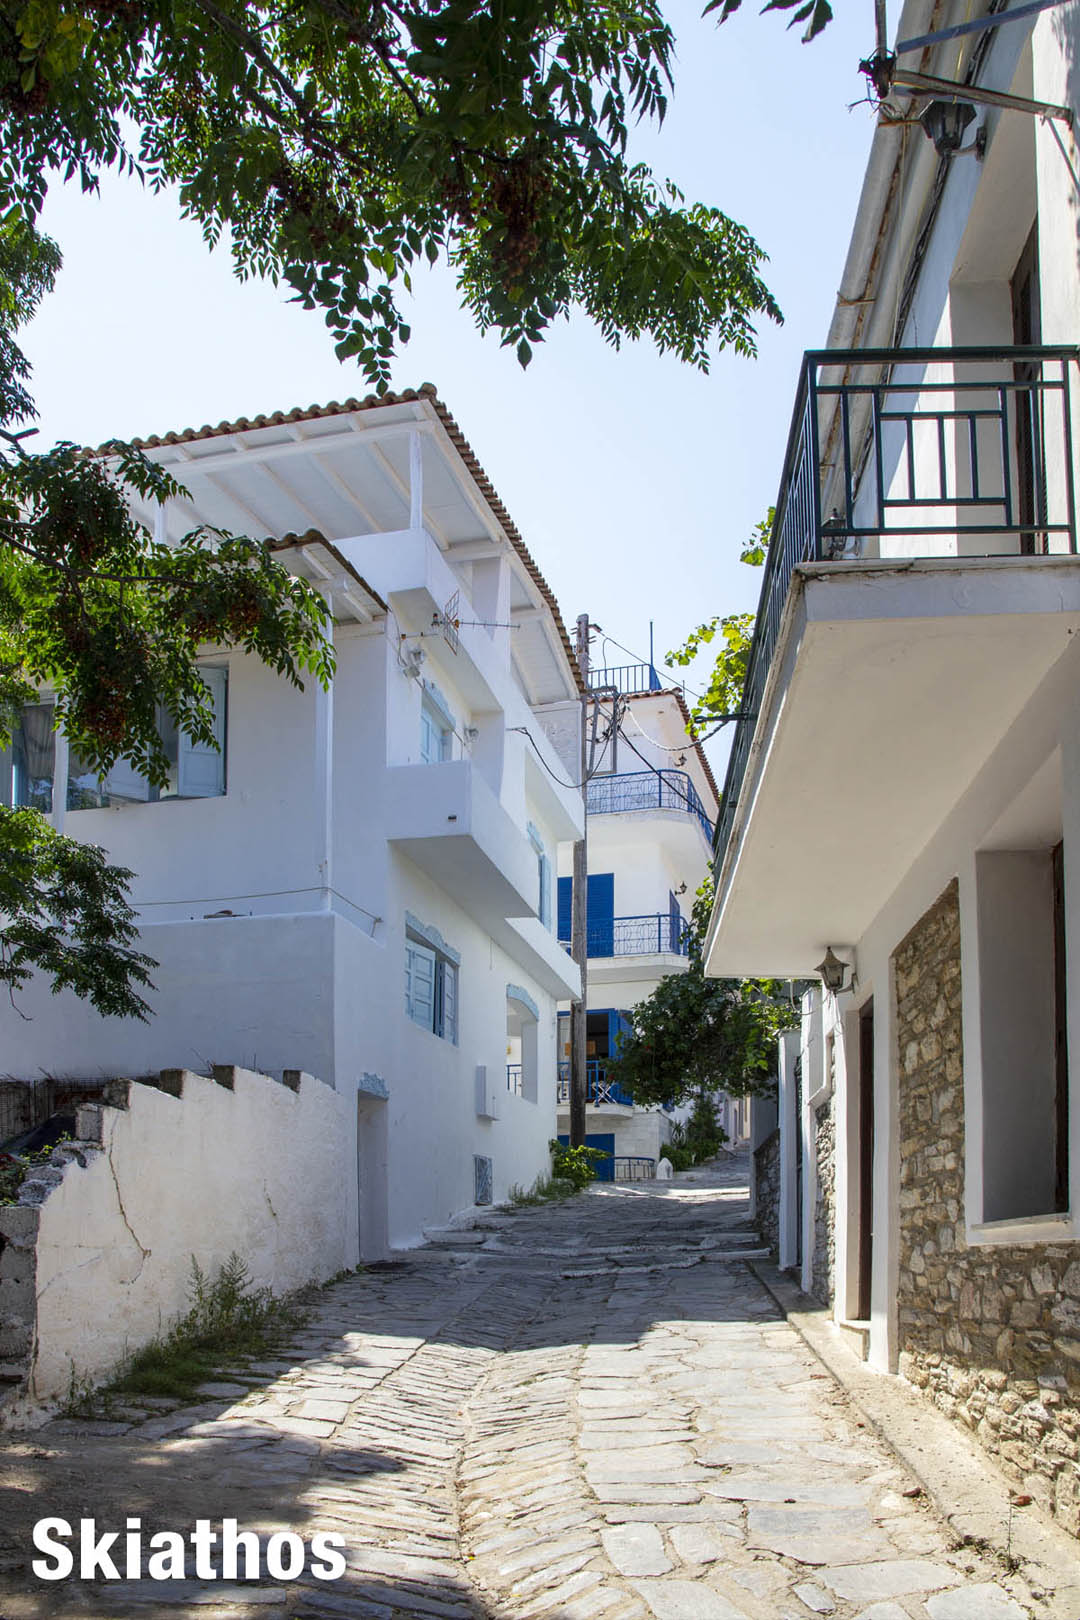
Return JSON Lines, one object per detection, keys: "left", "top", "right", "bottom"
{"left": 0, "top": 1156, "right": 1066, "bottom": 1618}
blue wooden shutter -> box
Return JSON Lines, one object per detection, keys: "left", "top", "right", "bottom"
{"left": 558, "top": 876, "right": 572, "bottom": 942}
{"left": 587, "top": 873, "right": 615, "bottom": 957}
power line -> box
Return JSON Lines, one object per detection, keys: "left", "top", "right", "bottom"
{"left": 593, "top": 629, "right": 709, "bottom": 705}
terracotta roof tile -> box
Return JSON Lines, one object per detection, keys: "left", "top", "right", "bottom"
{"left": 107, "top": 384, "right": 583, "bottom": 693}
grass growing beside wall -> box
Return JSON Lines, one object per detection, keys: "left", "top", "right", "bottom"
{"left": 104, "top": 1253, "right": 307, "bottom": 1403}
{"left": 507, "top": 1174, "right": 578, "bottom": 1206}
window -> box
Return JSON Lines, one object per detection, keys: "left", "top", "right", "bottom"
{"left": 405, "top": 935, "right": 458, "bottom": 1042}
{"left": 67, "top": 667, "right": 228, "bottom": 809}
{"left": 977, "top": 841, "right": 1068, "bottom": 1221}
{"left": 528, "top": 822, "right": 552, "bottom": 929}
{"left": 420, "top": 683, "right": 454, "bottom": 764}
{"left": 9, "top": 703, "right": 55, "bottom": 812}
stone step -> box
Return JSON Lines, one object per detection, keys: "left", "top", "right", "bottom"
{"left": 836, "top": 1318, "right": 871, "bottom": 1361}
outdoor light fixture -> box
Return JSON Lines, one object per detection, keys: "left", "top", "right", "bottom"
{"left": 919, "top": 98, "right": 982, "bottom": 156}
{"left": 816, "top": 947, "right": 852, "bottom": 995}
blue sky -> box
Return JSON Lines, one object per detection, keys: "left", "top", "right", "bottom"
{"left": 20, "top": 0, "right": 877, "bottom": 773}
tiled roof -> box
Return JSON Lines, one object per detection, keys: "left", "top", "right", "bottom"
{"left": 110, "top": 384, "right": 584, "bottom": 696}
{"left": 269, "top": 531, "right": 387, "bottom": 615}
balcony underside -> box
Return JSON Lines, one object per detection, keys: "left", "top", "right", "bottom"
{"left": 705, "top": 556, "right": 1080, "bottom": 979}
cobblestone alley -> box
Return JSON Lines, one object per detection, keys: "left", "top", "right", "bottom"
{"left": 0, "top": 1159, "right": 1071, "bottom": 1620}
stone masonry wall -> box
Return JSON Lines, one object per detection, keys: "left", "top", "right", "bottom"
{"left": 895, "top": 879, "right": 1080, "bottom": 1536}
{"left": 812, "top": 1096, "right": 836, "bottom": 1308}
{"left": 754, "top": 1129, "right": 781, "bottom": 1259}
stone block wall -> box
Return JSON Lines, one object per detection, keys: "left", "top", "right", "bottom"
{"left": 812, "top": 1096, "right": 836, "bottom": 1308}
{"left": 754, "top": 1129, "right": 781, "bottom": 1257}
{"left": 895, "top": 879, "right": 1080, "bottom": 1536}
{"left": 0, "top": 1065, "right": 358, "bottom": 1426}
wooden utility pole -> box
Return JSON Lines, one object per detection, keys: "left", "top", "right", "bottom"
{"left": 569, "top": 613, "right": 590, "bottom": 1148}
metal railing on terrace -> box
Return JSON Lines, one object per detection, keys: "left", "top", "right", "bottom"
{"left": 588, "top": 662, "right": 662, "bottom": 694}
{"left": 559, "top": 913, "right": 689, "bottom": 959}
{"left": 714, "top": 344, "right": 1080, "bottom": 866}
{"left": 587, "top": 769, "right": 713, "bottom": 842}
{"left": 556, "top": 1061, "right": 635, "bottom": 1107}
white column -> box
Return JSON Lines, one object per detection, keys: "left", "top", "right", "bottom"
{"left": 313, "top": 611, "right": 335, "bottom": 907}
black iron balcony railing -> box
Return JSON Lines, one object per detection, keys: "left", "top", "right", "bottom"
{"left": 714, "top": 344, "right": 1080, "bottom": 866}
{"left": 559, "top": 912, "right": 689, "bottom": 958}
{"left": 587, "top": 769, "right": 713, "bottom": 842}
{"left": 557, "top": 1061, "right": 635, "bottom": 1106}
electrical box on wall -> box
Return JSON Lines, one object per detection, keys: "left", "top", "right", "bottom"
{"left": 475, "top": 1064, "right": 499, "bottom": 1120}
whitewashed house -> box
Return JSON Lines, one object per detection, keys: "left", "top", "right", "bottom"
{"left": 0, "top": 386, "right": 584, "bottom": 1253}
{"left": 556, "top": 669, "right": 719, "bottom": 1175}
{"left": 705, "top": 0, "right": 1080, "bottom": 1535}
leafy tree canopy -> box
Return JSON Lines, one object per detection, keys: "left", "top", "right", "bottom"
{"left": 1, "top": 0, "right": 783, "bottom": 385}
{"left": 0, "top": 218, "right": 332, "bottom": 1020}
{"left": 0, "top": 0, "right": 799, "bottom": 1021}
{"left": 606, "top": 877, "right": 797, "bottom": 1109}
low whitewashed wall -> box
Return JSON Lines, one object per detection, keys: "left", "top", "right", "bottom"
{"left": 0, "top": 1065, "right": 358, "bottom": 1422}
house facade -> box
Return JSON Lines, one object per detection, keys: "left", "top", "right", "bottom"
{"left": 556, "top": 670, "right": 719, "bottom": 1175}
{"left": 705, "top": 0, "right": 1080, "bottom": 1535}
{"left": 0, "top": 386, "right": 584, "bottom": 1253}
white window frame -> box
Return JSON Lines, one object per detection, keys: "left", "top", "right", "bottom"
{"left": 420, "top": 680, "right": 455, "bottom": 765}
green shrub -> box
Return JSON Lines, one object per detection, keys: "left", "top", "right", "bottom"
{"left": 549, "top": 1139, "right": 610, "bottom": 1190}
{"left": 107, "top": 1252, "right": 305, "bottom": 1402}
{"left": 508, "top": 1174, "right": 577, "bottom": 1206}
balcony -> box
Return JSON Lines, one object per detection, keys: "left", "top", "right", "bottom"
{"left": 587, "top": 769, "right": 713, "bottom": 843}
{"left": 589, "top": 662, "right": 662, "bottom": 694}
{"left": 560, "top": 913, "right": 688, "bottom": 960}
{"left": 706, "top": 344, "right": 1080, "bottom": 978}
{"left": 556, "top": 1061, "right": 634, "bottom": 1107}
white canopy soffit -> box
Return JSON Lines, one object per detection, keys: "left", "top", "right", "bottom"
{"left": 103, "top": 385, "right": 582, "bottom": 707}
{"left": 704, "top": 557, "right": 1080, "bottom": 980}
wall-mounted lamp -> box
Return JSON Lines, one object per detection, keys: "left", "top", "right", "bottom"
{"left": 815, "top": 946, "right": 854, "bottom": 995}
{"left": 675, "top": 882, "right": 688, "bottom": 896}
{"left": 918, "top": 99, "right": 985, "bottom": 159}
{"left": 465, "top": 725, "right": 480, "bottom": 743}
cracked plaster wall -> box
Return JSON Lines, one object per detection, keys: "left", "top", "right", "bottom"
{"left": 2, "top": 1065, "right": 356, "bottom": 1420}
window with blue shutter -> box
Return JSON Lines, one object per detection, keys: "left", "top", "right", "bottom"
{"left": 406, "top": 931, "right": 458, "bottom": 1042}
{"left": 587, "top": 873, "right": 615, "bottom": 957}
{"left": 558, "top": 876, "right": 572, "bottom": 943}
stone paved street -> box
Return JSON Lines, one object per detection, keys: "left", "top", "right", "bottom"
{"left": 0, "top": 1159, "right": 1064, "bottom": 1619}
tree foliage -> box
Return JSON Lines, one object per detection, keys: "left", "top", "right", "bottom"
{"left": 0, "top": 0, "right": 782, "bottom": 388}
{"left": 606, "top": 877, "right": 796, "bottom": 1109}
{"left": 665, "top": 506, "right": 771, "bottom": 738}
{"left": 0, "top": 219, "right": 333, "bottom": 1018}
{"left": 0, "top": 0, "right": 795, "bottom": 1019}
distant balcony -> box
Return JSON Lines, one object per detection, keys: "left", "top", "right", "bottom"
{"left": 714, "top": 345, "right": 1080, "bottom": 870}
{"left": 559, "top": 913, "right": 688, "bottom": 960}
{"left": 589, "top": 662, "right": 662, "bottom": 694}
{"left": 587, "top": 769, "right": 713, "bottom": 843}
{"left": 556, "top": 1061, "right": 634, "bottom": 1107}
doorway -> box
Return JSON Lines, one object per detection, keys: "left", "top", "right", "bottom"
{"left": 857, "top": 998, "right": 875, "bottom": 1321}
{"left": 356, "top": 1093, "right": 389, "bottom": 1261}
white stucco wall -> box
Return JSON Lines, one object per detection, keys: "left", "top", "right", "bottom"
{"left": 24, "top": 1066, "right": 357, "bottom": 1411}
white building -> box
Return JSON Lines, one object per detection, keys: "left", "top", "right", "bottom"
{"left": 0, "top": 386, "right": 584, "bottom": 1254}
{"left": 556, "top": 668, "right": 719, "bottom": 1175}
{"left": 704, "top": 0, "right": 1080, "bottom": 1536}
